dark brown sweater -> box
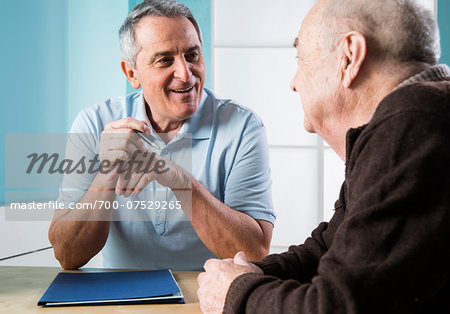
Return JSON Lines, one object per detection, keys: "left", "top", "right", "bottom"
{"left": 224, "top": 76, "right": 450, "bottom": 313}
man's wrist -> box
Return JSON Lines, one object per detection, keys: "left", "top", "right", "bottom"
{"left": 91, "top": 171, "right": 119, "bottom": 191}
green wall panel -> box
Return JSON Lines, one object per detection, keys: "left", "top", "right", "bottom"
{"left": 438, "top": 0, "right": 450, "bottom": 65}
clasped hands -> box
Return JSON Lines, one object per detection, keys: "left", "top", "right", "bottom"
{"left": 197, "top": 251, "right": 263, "bottom": 314}
{"left": 99, "top": 117, "right": 190, "bottom": 196}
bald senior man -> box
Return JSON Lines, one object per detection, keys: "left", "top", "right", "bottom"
{"left": 197, "top": 0, "right": 450, "bottom": 313}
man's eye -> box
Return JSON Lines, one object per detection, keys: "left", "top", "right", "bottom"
{"left": 186, "top": 52, "right": 200, "bottom": 62}
{"left": 156, "top": 57, "right": 173, "bottom": 65}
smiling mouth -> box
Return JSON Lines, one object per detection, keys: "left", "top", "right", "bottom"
{"left": 171, "top": 86, "right": 194, "bottom": 93}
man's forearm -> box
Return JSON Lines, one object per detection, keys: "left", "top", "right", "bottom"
{"left": 174, "top": 179, "right": 273, "bottom": 261}
{"left": 48, "top": 173, "right": 117, "bottom": 269}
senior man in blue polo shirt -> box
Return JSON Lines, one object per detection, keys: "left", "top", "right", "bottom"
{"left": 48, "top": 0, "right": 275, "bottom": 270}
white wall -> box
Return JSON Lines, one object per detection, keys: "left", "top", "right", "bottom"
{"left": 0, "top": 206, "right": 104, "bottom": 267}
{"left": 421, "top": 0, "right": 437, "bottom": 15}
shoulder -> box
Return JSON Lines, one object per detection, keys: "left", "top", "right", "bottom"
{"left": 70, "top": 92, "right": 142, "bottom": 133}
{"left": 371, "top": 80, "right": 450, "bottom": 126}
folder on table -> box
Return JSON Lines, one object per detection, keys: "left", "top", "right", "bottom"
{"left": 38, "top": 269, "right": 184, "bottom": 306}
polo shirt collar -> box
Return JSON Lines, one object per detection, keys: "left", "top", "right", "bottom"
{"left": 134, "top": 91, "right": 148, "bottom": 123}
{"left": 181, "top": 89, "right": 212, "bottom": 140}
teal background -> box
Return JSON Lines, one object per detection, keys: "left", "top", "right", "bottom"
{"left": 66, "top": 0, "right": 127, "bottom": 127}
{"left": 126, "top": 0, "right": 212, "bottom": 93}
{"left": 438, "top": 0, "right": 450, "bottom": 65}
{"left": 1, "top": 0, "right": 127, "bottom": 204}
{"left": 1, "top": 0, "right": 68, "bottom": 205}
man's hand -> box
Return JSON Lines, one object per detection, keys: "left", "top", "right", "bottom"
{"left": 100, "top": 117, "right": 149, "bottom": 183}
{"left": 99, "top": 117, "right": 191, "bottom": 196}
{"left": 197, "top": 252, "right": 263, "bottom": 313}
{"left": 119, "top": 152, "right": 192, "bottom": 197}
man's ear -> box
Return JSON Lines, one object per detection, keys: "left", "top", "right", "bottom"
{"left": 339, "top": 31, "right": 367, "bottom": 88}
{"left": 121, "top": 60, "right": 141, "bottom": 89}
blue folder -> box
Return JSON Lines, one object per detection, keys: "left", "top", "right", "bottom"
{"left": 38, "top": 269, "right": 184, "bottom": 306}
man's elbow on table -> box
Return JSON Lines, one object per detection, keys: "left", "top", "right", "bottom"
{"left": 50, "top": 243, "right": 86, "bottom": 270}
{"left": 48, "top": 224, "right": 87, "bottom": 270}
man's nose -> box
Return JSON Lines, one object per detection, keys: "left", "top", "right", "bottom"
{"left": 174, "top": 58, "right": 192, "bottom": 82}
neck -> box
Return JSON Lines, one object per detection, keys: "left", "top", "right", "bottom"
{"left": 144, "top": 102, "right": 184, "bottom": 134}
{"left": 150, "top": 118, "right": 184, "bottom": 134}
{"left": 322, "top": 62, "right": 425, "bottom": 161}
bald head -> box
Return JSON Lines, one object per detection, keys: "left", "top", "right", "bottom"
{"left": 313, "top": 0, "right": 440, "bottom": 66}
{"left": 290, "top": 0, "right": 441, "bottom": 159}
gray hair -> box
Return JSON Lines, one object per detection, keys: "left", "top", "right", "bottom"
{"left": 119, "top": 0, "right": 203, "bottom": 68}
{"left": 320, "top": 0, "right": 441, "bottom": 65}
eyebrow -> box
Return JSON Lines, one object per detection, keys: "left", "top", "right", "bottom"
{"left": 293, "top": 38, "right": 298, "bottom": 48}
{"left": 186, "top": 45, "right": 201, "bottom": 54}
{"left": 151, "top": 45, "right": 202, "bottom": 63}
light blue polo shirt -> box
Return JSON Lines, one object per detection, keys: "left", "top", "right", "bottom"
{"left": 57, "top": 88, "right": 275, "bottom": 270}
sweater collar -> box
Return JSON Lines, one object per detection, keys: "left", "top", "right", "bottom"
{"left": 394, "top": 64, "right": 450, "bottom": 90}
{"left": 364, "top": 64, "right": 450, "bottom": 123}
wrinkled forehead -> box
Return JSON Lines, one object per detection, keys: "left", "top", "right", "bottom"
{"left": 134, "top": 15, "right": 201, "bottom": 50}
{"left": 296, "top": 1, "right": 328, "bottom": 47}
